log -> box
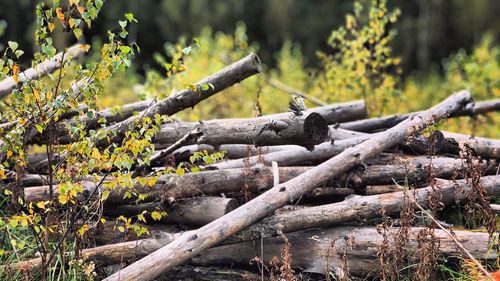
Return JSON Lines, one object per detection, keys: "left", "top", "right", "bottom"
{"left": 340, "top": 98, "right": 500, "bottom": 132}
{"left": 23, "top": 154, "right": 498, "bottom": 204}
{"left": 171, "top": 144, "right": 298, "bottom": 161}
{"left": 154, "top": 265, "right": 268, "bottom": 281}
{"left": 104, "top": 90, "right": 472, "bottom": 281}
{"left": 154, "top": 112, "right": 328, "bottom": 148}
{"left": 7, "top": 227, "right": 496, "bottom": 277}
{"left": 208, "top": 127, "right": 497, "bottom": 169}
{"left": 441, "top": 131, "right": 500, "bottom": 159}
{"left": 47, "top": 53, "right": 261, "bottom": 145}
{"left": 227, "top": 175, "right": 500, "bottom": 243}
{"left": 23, "top": 165, "right": 309, "bottom": 204}
{"left": 103, "top": 197, "right": 239, "bottom": 227}
{"left": 93, "top": 54, "right": 262, "bottom": 147}
{"left": 0, "top": 44, "right": 86, "bottom": 99}
{"left": 191, "top": 227, "right": 498, "bottom": 277}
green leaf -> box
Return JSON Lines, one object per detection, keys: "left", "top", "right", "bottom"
{"left": 35, "top": 124, "right": 44, "bottom": 134}
{"left": 14, "top": 50, "right": 24, "bottom": 58}
{"left": 101, "top": 190, "right": 110, "bottom": 201}
{"left": 73, "top": 28, "right": 82, "bottom": 40}
{"left": 119, "top": 46, "right": 131, "bottom": 54}
{"left": 125, "top": 13, "right": 138, "bottom": 23}
{"left": 41, "top": 44, "right": 56, "bottom": 57}
{"left": 95, "top": 0, "right": 103, "bottom": 9}
{"left": 8, "top": 41, "right": 18, "bottom": 51}
{"left": 119, "top": 30, "right": 128, "bottom": 38}
{"left": 119, "top": 20, "right": 127, "bottom": 29}
{"left": 181, "top": 46, "right": 192, "bottom": 55}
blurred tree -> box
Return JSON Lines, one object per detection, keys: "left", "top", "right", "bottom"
{"left": 0, "top": 0, "right": 498, "bottom": 75}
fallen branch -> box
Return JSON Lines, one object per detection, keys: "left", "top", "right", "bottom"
{"left": 0, "top": 44, "right": 86, "bottom": 99}
{"left": 340, "top": 99, "right": 500, "bottom": 132}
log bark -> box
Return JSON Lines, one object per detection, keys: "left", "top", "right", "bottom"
{"left": 441, "top": 131, "right": 500, "bottom": 159}
{"left": 7, "top": 227, "right": 496, "bottom": 277}
{"left": 340, "top": 98, "right": 500, "bottom": 132}
{"left": 154, "top": 112, "right": 328, "bottom": 149}
{"left": 103, "top": 90, "right": 472, "bottom": 281}
{"left": 0, "top": 44, "right": 86, "bottom": 99}
{"left": 154, "top": 265, "right": 268, "bottom": 281}
{"left": 191, "top": 227, "right": 498, "bottom": 277}
{"left": 23, "top": 165, "right": 309, "bottom": 204}
{"left": 23, "top": 154, "right": 498, "bottom": 204}
{"left": 103, "top": 197, "right": 239, "bottom": 227}
{"left": 227, "top": 175, "right": 500, "bottom": 242}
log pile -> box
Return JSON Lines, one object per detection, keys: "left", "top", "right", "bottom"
{"left": 2, "top": 53, "right": 499, "bottom": 280}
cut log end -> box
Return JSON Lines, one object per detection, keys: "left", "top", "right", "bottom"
{"left": 304, "top": 112, "right": 329, "bottom": 145}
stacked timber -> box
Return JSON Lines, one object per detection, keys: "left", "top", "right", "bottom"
{"left": 1, "top": 52, "right": 499, "bottom": 280}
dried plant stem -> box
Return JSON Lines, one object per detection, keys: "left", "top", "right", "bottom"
{"left": 403, "top": 189, "right": 494, "bottom": 280}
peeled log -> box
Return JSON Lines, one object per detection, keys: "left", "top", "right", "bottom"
{"left": 103, "top": 197, "right": 239, "bottom": 227}
{"left": 104, "top": 91, "right": 472, "bottom": 281}
{"left": 154, "top": 112, "right": 328, "bottom": 148}
{"left": 0, "top": 44, "right": 86, "bottom": 99}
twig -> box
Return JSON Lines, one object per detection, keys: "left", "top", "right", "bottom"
{"left": 132, "top": 128, "right": 203, "bottom": 177}
{"left": 265, "top": 76, "right": 327, "bottom": 106}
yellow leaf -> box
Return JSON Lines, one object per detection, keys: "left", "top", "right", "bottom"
{"left": 58, "top": 194, "right": 68, "bottom": 205}
{"left": 100, "top": 218, "right": 107, "bottom": 224}
{"left": 0, "top": 249, "right": 5, "bottom": 255}
{"left": 48, "top": 22, "right": 55, "bottom": 32}
{"left": 36, "top": 201, "right": 46, "bottom": 209}
{"left": 6, "top": 150, "right": 12, "bottom": 158}
{"left": 12, "top": 64, "right": 20, "bottom": 84}
{"left": 77, "top": 5, "right": 85, "bottom": 15}
{"left": 9, "top": 218, "right": 18, "bottom": 228}
{"left": 151, "top": 211, "right": 162, "bottom": 221}
{"left": 0, "top": 169, "right": 6, "bottom": 180}
{"left": 147, "top": 177, "right": 157, "bottom": 187}
{"left": 78, "top": 224, "right": 89, "bottom": 237}
{"left": 10, "top": 239, "right": 17, "bottom": 247}
{"left": 56, "top": 7, "right": 65, "bottom": 24}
